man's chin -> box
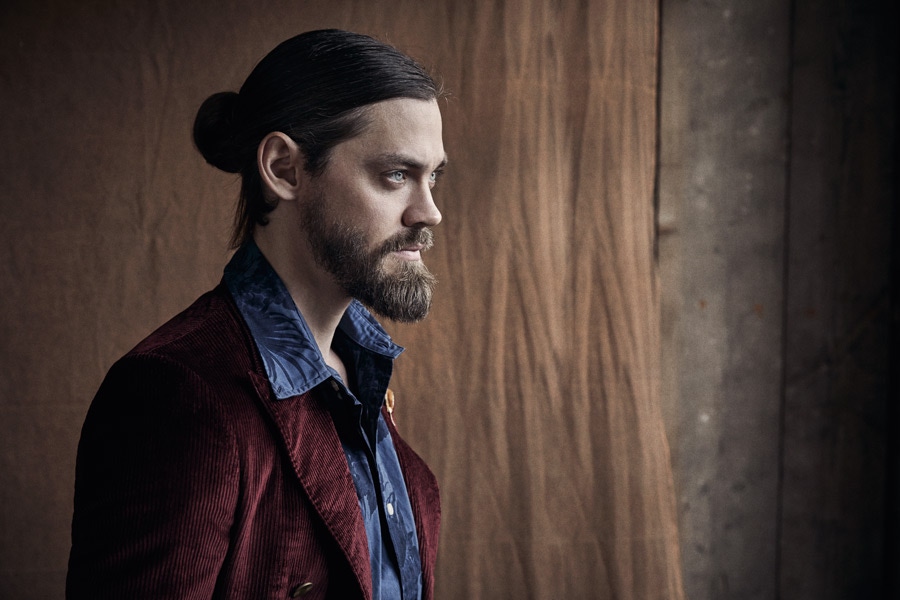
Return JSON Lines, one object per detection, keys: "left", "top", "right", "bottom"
{"left": 373, "top": 300, "right": 432, "bottom": 324}
{"left": 357, "top": 270, "right": 436, "bottom": 323}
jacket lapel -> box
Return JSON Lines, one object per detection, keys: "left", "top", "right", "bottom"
{"left": 248, "top": 370, "right": 372, "bottom": 599}
{"left": 383, "top": 404, "right": 441, "bottom": 600}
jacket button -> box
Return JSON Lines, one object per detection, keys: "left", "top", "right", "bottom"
{"left": 290, "top": 582, "right": 314, "bottom": 597}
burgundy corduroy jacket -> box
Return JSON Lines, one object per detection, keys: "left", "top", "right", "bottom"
{"left": 66, "top": 284, "right": 441, "bottom": 599}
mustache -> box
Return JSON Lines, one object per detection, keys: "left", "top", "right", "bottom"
{"left": 377, "top": 227, "right": 434, "bottom": 255}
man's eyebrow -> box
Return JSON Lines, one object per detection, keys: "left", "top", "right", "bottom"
{"left": 369, "top": 153, "right": 449, "bottom": 170}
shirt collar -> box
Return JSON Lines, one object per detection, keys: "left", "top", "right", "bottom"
{"left": 223, "top": 240, "right": 403, "bottom": 400}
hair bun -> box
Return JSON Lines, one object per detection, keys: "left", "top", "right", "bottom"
{"left": 193, "top": 91, "right": 244, "bottom": 173}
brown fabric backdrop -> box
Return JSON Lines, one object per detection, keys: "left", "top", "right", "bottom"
{"left": 0, "top": 1, "right": 682, "bottom": 597}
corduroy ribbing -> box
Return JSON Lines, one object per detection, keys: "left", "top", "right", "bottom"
{"left": 67, "top": 284, "right": 441, "bottom": 600}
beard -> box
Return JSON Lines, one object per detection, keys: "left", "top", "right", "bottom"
{"left": 300, "top": 190, "right": 437, "bottom": 323}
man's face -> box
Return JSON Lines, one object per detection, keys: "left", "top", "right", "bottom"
{"left": 299, "top": 98, "right": 446, "bottom": 323}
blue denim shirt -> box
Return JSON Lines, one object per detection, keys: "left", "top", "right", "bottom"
{"left": 223, "top": 241, "right": 423, "bottom": 600}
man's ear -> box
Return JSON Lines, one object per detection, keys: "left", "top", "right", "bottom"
{"left": 257, "top": 132, "right": 306, "bottom": 201}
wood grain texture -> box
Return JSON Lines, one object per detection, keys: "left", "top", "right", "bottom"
{"left": 0, "top": 1, "right": 682, "bottom": 597}
{"left": 389, "top": 2, "right": 683, "bottom": 598}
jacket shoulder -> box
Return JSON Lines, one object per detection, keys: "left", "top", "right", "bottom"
{"left": 90, "top": 283, "right": 261, "bottom": 422}
{"left": 123, "top": 284, "right": 256, "bottom": 381}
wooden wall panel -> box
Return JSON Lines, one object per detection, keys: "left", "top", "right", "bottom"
{"left": 0, "top": 1, "right": 681, "bottom": 598}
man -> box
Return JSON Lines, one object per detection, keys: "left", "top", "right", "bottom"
{"left": 67, "top": 29, "right": 446, "bottom": 600}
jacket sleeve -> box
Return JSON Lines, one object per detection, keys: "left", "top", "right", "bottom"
{"left": 67, "top": 353, "right": 239, "bottom": 600}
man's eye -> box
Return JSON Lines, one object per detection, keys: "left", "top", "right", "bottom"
{"left": 387, "top": 171, "right": 406, "bottom": 183}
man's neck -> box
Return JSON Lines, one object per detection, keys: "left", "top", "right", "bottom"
{"left": 253, "top": 230, "right": 351, "bottom": 377}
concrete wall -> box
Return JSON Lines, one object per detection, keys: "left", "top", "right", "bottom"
{"left": 659, "top": 1, "right": 898, "bottom": 598}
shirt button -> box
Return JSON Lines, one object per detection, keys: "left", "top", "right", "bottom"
{"left": 387, "top": 502, "right": 395, "bottom": 516}
{"left": 290, "top": 581, "right": 314, "bottom": 597}
{"left": 330, "top": 380, "right": 339, "bottom": 391}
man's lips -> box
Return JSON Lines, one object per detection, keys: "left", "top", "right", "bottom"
{"left": 393, "top": 244, "right": 425, "bottom": 260}
{"left": 380, "top": 228, "right": 433, "bottom": 261}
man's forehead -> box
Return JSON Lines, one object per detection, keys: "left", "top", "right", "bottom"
{"left": 344, "top": 98, "right": 445, "bottom": 166}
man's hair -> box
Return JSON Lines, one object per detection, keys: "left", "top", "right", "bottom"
{"left": 193, "top": 29, "right": 442, "bottom": 248}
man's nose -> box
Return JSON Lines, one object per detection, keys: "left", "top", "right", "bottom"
{"left": 403, "top": 185, "right": 442, "bottom": 228}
